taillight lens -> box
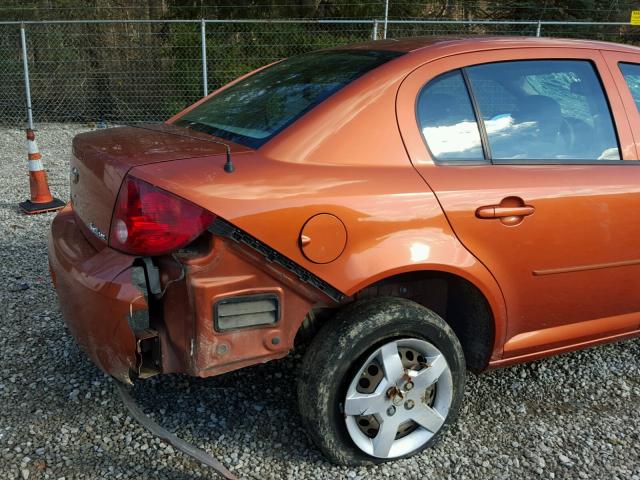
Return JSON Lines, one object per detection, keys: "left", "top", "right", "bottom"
{"left": 109, "top": 176, "right": 215, "bottom": 256}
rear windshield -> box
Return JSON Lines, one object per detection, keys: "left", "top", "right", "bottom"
{"left": 174, "top": 49, "right": 403, "bottom": 148}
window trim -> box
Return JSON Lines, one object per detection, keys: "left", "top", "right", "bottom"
{"left": 492, "top": 158, "right": 637, "bottom": 166}
{"left": 461, "top": 68, "right": 493, "bottom": 161}
{"left": 416, "top": 58, "right": 625, "bottom": 166}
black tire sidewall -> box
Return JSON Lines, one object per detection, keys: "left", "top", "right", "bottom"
{"left": 297, "top": 298, "right": 466, "bottom": 466}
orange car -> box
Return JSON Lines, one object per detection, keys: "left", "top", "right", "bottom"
{"left": 48, "top": 36, "right": 640, "bottom": 465}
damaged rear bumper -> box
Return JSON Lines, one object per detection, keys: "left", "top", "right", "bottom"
{"left": 49, "top": 204, "right": 327, "bottom": 383}
{"left": 48, "top": 204, "right": 147, "bottom": 383}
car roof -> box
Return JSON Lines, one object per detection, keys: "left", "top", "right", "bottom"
{"left": 338, "top": 35, "right": 640, "bottom": 55}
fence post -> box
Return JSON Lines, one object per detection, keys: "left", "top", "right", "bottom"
{"left": 536, "top": 20, "right": 542, "bottom": 37}
{"left": 200, "top": 19, "right": 208, "bottom": 97}
{"left": 20, "top": 23, "right": 34, "bottom": 130}
{"left": 372, "top": 20, "right": 379, "bottom": 40}
{"left": 383, "top": 0, "right": 389, "bottom": 39}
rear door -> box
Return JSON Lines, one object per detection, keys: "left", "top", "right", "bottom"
{"left": 397, "top": 47, "right": 640, "bottom": 359}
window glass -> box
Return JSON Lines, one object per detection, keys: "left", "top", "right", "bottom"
{"left": 467, "top": 78, "right": 517, "bottom": 119}
{"left": 619, "top": 62, "right": 640, "bottom": 111}
{"left": 417, "top": 70, "right": 484, "bottom": 161}
{"left": 175, "top": 50, "right": 402, "bottom": 149}
{"left": 466, "top": 60, "right": 620, "bottom": 161}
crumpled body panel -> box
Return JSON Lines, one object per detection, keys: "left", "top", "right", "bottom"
{"left": 48, "top": 205, "right": 147, "bottom": 383}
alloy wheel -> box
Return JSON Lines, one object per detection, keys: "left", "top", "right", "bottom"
{"left": 343, "top": 338, "right": 453, "bottom": 459}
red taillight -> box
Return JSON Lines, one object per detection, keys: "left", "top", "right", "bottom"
{"left": 109, "top": 176, "right": 215, "bottom": 256}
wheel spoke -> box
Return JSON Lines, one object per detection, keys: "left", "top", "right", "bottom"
{"left": 344, "top": 388, "right": 386, "bottom": 416}
{"left": 372, "top": 417, "right": 399, "bottom": 457}
{"left": 411, "top": 353, "right": 447, "bottom": 390}
{"left": 411, "top": 405, "right": 445, "bottom": 433}
{"left": 379, "top": 341, "right": 405, "bottom": 382}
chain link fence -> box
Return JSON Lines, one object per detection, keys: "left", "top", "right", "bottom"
{"left": 1, "top": 18, "right": 640, "bottom": 126}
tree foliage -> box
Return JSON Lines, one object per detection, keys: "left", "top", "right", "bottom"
{"left": 1, "top": 1, "right": 636, "bottom": 124}
{"left": 0, "top": 1, "right": 635, "bottom": 22}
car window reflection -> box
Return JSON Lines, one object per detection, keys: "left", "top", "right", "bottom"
{"left": 417, "top": 70, "right": 484, "bottom": 160}
{"left": 467, "top": 60, "right": 620, "bottom": 161}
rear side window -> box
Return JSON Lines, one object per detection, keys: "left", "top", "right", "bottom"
{"left": 466, "top": 60, "right": 620, "bottom": 161}
{"left": 619, "top": 62, "right": 640, "bottom": 111}
{"left": 416, "top": 70, "right": 484, "bottom": 161}
{"left": 175, "top": 50, "right": 403, "bottom": 148}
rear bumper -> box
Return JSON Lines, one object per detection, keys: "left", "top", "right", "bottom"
{"left": 48, "top": 204, "right": 147, "bottom": 383}
{"left": 48, "top": 204, "right": 322, "bottom": 382}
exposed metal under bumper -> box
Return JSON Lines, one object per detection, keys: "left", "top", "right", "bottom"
{"left": 115, "top": 380, "right": 238, "bottom": 480}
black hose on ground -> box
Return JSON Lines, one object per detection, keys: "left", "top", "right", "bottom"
{"left": 115, "top": 379, "right": 239, "bottom": 480}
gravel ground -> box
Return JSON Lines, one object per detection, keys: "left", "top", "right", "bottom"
{"left": 0, "top": 123, "right": 639, "bottom": 480}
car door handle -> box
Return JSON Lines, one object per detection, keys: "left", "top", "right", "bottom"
{"left": 476, "top": 206, "right": 535, "bottom": 218}
{"left": 475, "top": 197, "right": 535, "bottom": 226}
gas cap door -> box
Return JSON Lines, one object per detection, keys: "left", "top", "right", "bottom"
{"left": 299, "top": 214, "right": 347, "bottom": 264}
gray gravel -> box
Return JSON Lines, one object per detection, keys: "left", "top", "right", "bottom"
{"left": 1, "top": 123, "right": 639, "bottom": 480}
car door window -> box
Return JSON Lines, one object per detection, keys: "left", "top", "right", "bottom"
{"left": 416, "top": 70, "right": 484, "bottom": 161}
{"left": 466, "top": 60, "right": 620, "bottom": 161}
{"left": 466, "top": 77, "right": 518, "bottom": 119}
{"left": 619, "top": 62, "right": 640, "bottom": 112}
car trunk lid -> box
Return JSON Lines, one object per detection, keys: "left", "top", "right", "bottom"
{"left": 70, "top": 123, "right": 250, "bottom": 247}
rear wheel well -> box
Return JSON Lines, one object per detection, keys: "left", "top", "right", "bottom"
{"left": 298, "top": 271, "right": 495, "bottom": 372}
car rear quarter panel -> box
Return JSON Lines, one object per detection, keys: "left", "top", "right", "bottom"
{"left": 135, "top": 61, "right": 508, "bottom": 360}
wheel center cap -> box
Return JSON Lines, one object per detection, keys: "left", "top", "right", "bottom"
{"left": 387, "top": 385, "right": 408, "bottom": 406}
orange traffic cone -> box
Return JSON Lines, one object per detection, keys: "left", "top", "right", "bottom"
{"left": 19, "top": 129, "right": 65, "bottom": 214}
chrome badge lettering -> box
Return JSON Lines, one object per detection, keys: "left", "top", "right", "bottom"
{"left": 70, "top": 166, "right": 79, "bottom": 184}
{"left": 88, "top": 222, "right": 107, "bottom": 242}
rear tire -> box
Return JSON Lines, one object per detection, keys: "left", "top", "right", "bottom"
{"left": 297, "top": 297, "right": 466, "bottom": 466}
